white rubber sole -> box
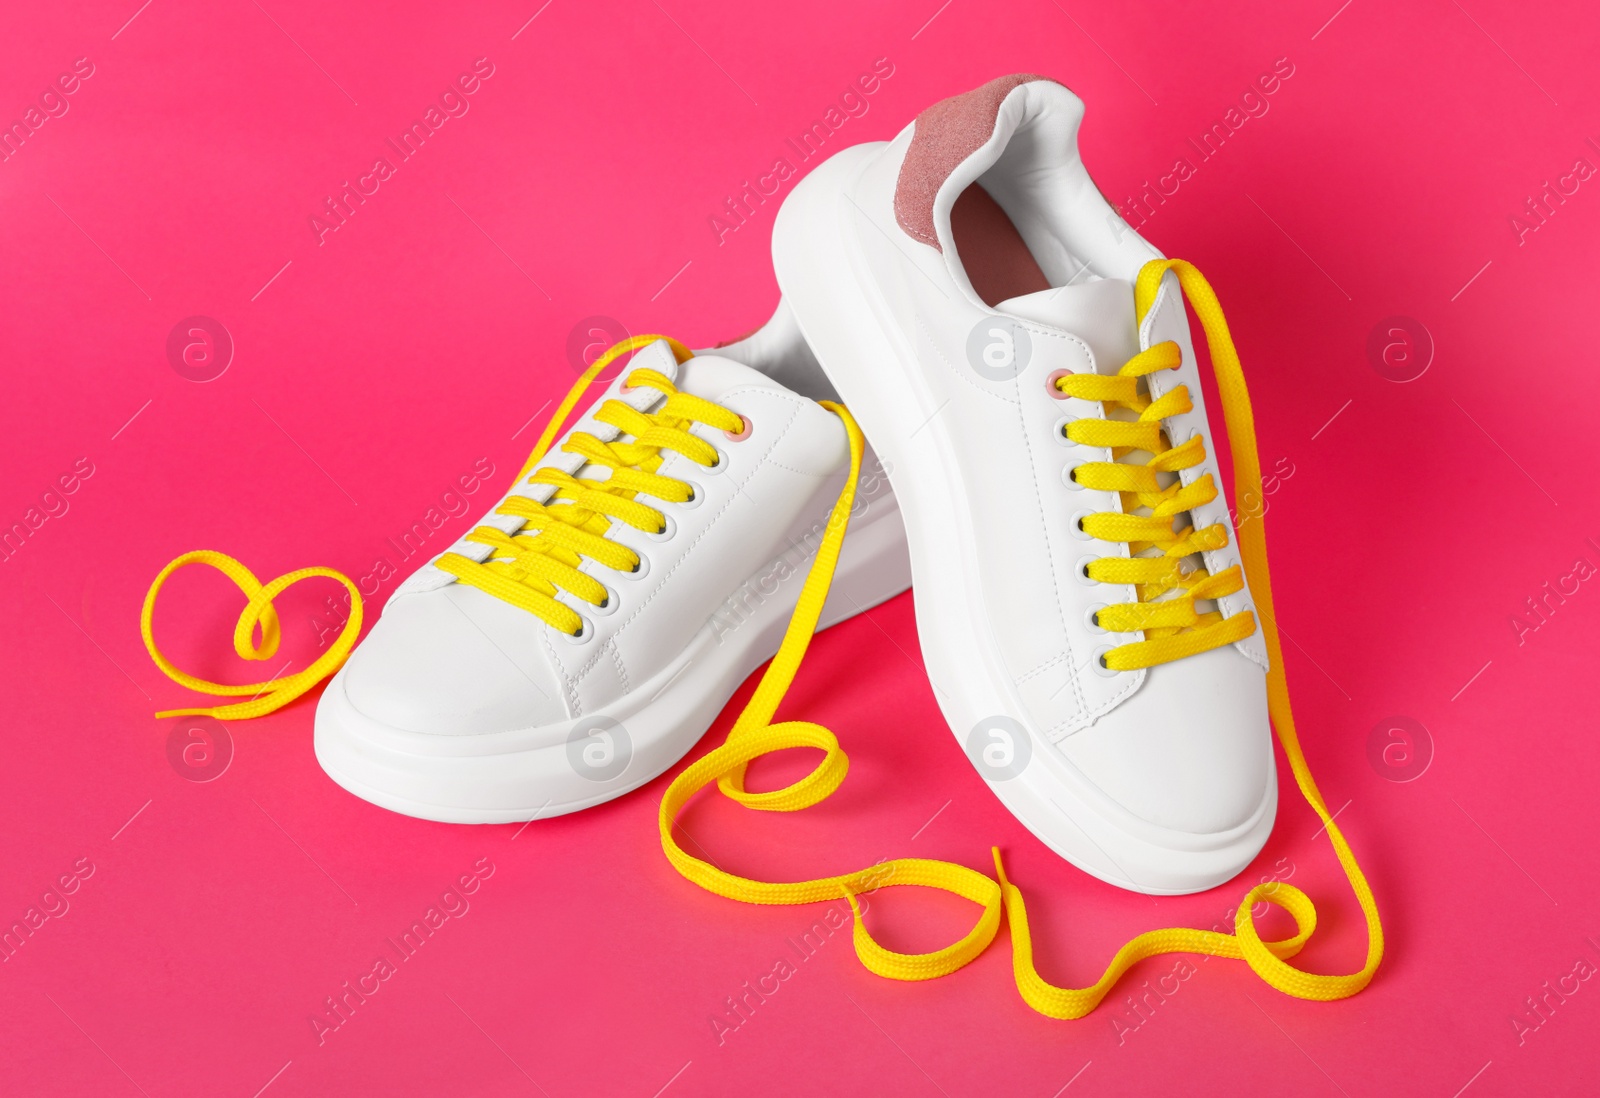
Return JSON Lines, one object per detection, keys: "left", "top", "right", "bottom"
{"left": 772, "top": 142, "right": 1275, "bottom": 895}
{"left": 314, "top": 499, "right": 911, "bottom": 824}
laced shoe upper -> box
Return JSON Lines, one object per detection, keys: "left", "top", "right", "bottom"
{"left": 437, "top": 359, "right": 745, "bottom": 639}
{"left": 340, "top": 338, "right": 859, "bottom": 734}
{"left": 836, "top": 73, "right": 1274, "bottom": 835}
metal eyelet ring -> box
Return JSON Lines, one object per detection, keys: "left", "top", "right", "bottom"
{"left": 590, "top": 587, "right": 620, "bottom": 616}
{"left": 723, "top": 415, "right": 752, "bottom": 442}
{"left": 621, "top": 552, "right": 650, "bottom": 580}
{"left": 1053, "top": 416, "right": 1074, "bottom": 446}
{"left": 1085, "top": 604, "right": 1108, "bottom": 634}
{"left": 1045, "top": 368, "right": 1074, "bottom": 400}
{"left": 1069, "top": 508, "right": 1096, "bottom": 542}
{"left": 678, "top": 482, "right": 704, "bottom": 510}
{"left": 1062, "top": 464, "right": 1086, "bottom": 491}
{"left": 648, "top": 514, "right": 676, "bottom": 542}
{"left": 1073, "top": 555, "right": 1100, "bottom": 588}
{"left": 564, "top": 618, "right": 595, "bottom": 645}
{"left": 1091, "top": 644, "right": 1121, "bottom": 677}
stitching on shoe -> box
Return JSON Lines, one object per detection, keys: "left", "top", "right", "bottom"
{"left": 916, "top": 309, "right": 1020, "bottom": 404}
{"left": 1008, "top": 364, "right": 1087, "bottom": 720}
{"left": 610, "top": 640, "right": 630, "bottom": 694}
{"left": 1016, "top": 650, "right": 1072, "bottom": 684}
{"left": 539, "top": 623, "right": 580, "bottom": 717}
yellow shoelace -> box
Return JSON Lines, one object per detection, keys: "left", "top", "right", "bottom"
{"left": 140, "top": 551, "right": 363, "bottom": 719}
{"left": 437, "top": 336, "right": 745, "bottom": 636}
{"left": 660, "top": 258, "right": 1382, "bottom": 1016}
{"left": 1062, "top": 337, "right": 1255, "bottom": 670}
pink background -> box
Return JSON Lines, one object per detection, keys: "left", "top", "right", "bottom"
{"left": 3, "top": 0, "right": 1597, "bottom": 1094}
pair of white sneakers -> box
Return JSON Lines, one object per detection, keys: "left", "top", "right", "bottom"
{"left": 314, "top": 74, "right": 1283, "bottom": 899}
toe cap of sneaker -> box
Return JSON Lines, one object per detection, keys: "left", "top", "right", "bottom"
{"left": 342, "top": 584, "right": 568, "bottom": 735}
{"left": 1052, "top": 645, "right": 1273, "bottom": 837}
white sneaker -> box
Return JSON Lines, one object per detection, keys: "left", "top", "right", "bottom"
{"left": 773, "top": 75, "right": 1276, "bottom": 894}
{"left": 314, "top": 304, "right": 910, "bottom": 823}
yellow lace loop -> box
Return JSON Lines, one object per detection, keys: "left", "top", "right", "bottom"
{"left": 1059, "top": 316, "right": 1257, "bottom": 672}
{"left": 993, "top": 851, "right": 1318, "bottom": 1018}
{"left": 438, "top": 337, "right": 746, "bottom": 636}
{"left": 665, "top": 259, "right": 1381, "bottom": 1016}
{"left": 660, "top": 403, "right": 1005, "bottom": 982}
{"left": 140, "top": 549, "right": 362, "bottom": 719}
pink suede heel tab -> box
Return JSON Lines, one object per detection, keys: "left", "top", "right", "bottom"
{"left": 893, "top": 74, "right": 1058, "bottom": 251}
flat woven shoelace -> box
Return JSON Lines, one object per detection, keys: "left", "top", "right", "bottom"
{"left": 658, "top": 258, "right": 1382, "bottom": 1015}
{"left": 1061, "top": 335, "right": 1255, "bottom": 671}
{"left": 437, "top": 341, "right": 740, "bottom": 636}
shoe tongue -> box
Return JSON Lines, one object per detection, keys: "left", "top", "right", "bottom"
{"left": 997, "top": 278, "right": 1138, "bottom": 375}
{"left": 626, "top": 337, "right": 682, "bottom": 383}
{"left": 674, "top": 352, "right": 793, "bottom": 401}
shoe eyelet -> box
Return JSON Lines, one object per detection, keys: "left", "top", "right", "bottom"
{"left": 678, "top": 482, "right": 704, "bottom": 510}
{"left": 648, "top": 514, "right": 676, "bottom": 542}
{"left": 1069, "top": 508, "right": 1096, "bottom": 542}
{"left": 723, "top": 415, "right": 752, "bottom": 442}
{"left": 621, "top": 552, "right": 650, "bottom": 580}
{"left": 1045, "top": 369, "right": 1074, "bottom": 400}
{"left": 590, "top": 586, "right": 620, "bottom": 616}
{"left": 703, "top": 449, "right": 729, "bottom": 475}
{"left": 1091, "top": 645, "right": 1122, "bottom": 676}
{"left": 1085, "top": 604, "right": 1108, "bottom": 634}
{"left": 1053, "top": 416, "right": 1074, "bottom": 446}
{"left": 564, "top": 617, "right": 595, "bottom": 645}
{"left": 1062, "top": 464, "right": 1085, "bottom": 491}
{"left": 1073, "top": 555, "right": 1100, "bottom": 588}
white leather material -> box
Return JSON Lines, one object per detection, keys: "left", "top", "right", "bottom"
{"left": 995, "top": 277, "right": 1272, "bottom": 830}
{"left": 844, "top": 167, "right": 1150, "bottom": 736}
{"left": 996, "top": 278, "right": 1137, "bottom": 375}
{"left": 545, "top": 369, "right": 849, "bottom": 717}
{"left": 1055, "top": 645, "right": 1271, "bottom": 833}
{"left": 772, "top": 76, "right": 1277, "bottom": 891}
{"left": 856, "top": 86, "right": 1269, "bottom": 731}
{"left": 342, "top": 342, "right": 851, "bottom": 735}
{"left": 710, "top": 297, "right": 841, "bottom": 403}
{"left": 343, "top": 583, "right": 569, "bottom": 734}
